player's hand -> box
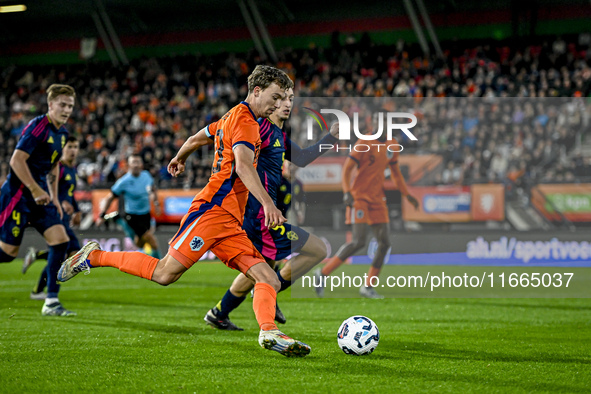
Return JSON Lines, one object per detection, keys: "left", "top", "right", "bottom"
{"left": 407, "top": 194, "right": 419, "bottom": 209}
{"left": 54, "top": 199, "right": 64, "bottom": 220}
{"left": 343, "top": 192, "right": 354, "bottom": 207}
{"left": 263, "top": 203, "right": 286, "bottom": 229}
{"left": 30, "top": 186, "right": 50, "bottom": 206}
{"left": 167, "top": 157, "right": 186, "bottom": 177}
{"left": 62, "top": 200, "right": 75, "bottom": 215}
{"left": 329, "top": 122, "right": 339, "bottom": 138}
{"left": 95, "top": 213, "right": 106, "bottom": 227}
{"left": 71, "top": 212, "right": 81, "bottom": 227}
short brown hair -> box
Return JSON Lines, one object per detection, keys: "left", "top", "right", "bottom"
{"left": 247, "top": 65, "right": 294, "bottom": 93}
{"left": 47, "top": 84, "right": 76, "bottom": 101}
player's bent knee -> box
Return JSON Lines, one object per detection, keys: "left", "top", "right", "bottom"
{"left": 248, "top": 263, "right": 281, "bottom": 292}
{"left": 305, "top": 236, "right": 327, "bottom": 260}
{"left": 351, "top": 239, "right": 367, "bottom": 252}
{"left": 151, "top": 271, "right": 177, "bottom": 286}
{"left": 151, "top": 256, "right": 185, "bottom": 286}
{"left": 378, "top": 240, "right": 391, "bottom": 250}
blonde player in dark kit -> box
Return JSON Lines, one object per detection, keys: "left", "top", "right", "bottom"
{"left": 0, "top": 84, "right": 77, "bottom": 316}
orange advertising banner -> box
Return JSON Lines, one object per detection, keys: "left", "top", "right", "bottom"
{"left": 470, "top": 184, "right": 505, "bottom": 221}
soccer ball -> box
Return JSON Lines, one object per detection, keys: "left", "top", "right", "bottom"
{"left": 337, "top": 316, "right": 380, "bottom": 355}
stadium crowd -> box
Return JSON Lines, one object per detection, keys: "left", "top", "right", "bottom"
{"left": 1, "top": 34, "right": 590, "bottom": 190}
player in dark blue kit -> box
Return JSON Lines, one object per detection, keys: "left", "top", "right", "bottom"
{"left": 172, "top": 88, "right": 338, "bottom": 330}
{"left": 276, "top": 162, "right": 305, "bottom": 226}
{"left": 23, "top": 137, "right": 82, "bottom": 300}
{"left": 0, "top": 84, "right": 76, "bottom": 316}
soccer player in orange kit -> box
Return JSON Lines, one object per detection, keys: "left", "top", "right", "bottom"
{"left": 316, "top": 135, "right": 419, "bottom": 298}
{"left": 59, "top": 65, "right": 310, "bottom": 357}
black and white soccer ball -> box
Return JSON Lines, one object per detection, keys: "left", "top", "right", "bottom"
{"left": 337, "top": 316, "right": 380, "bottom": 355}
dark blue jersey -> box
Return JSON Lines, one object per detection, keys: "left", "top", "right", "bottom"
{"left": 276, "top": 176, "right": 292, "bottom": 217}
{"left": 8, "top": 115, "right": 69, "bottom": 195}
{"left": 58, "top": 162, "right": 79, "bottom": 212}
{"left": 244, "top": 118, "right": 337, "bottom": 218}
{"left": 277, "top": 177, "right": 304, "bottom": 217}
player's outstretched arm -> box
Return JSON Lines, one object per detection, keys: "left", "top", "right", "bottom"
{"left": 149, "top": 184, "right": 161, "bottom": 216}
{"left": 286, "top": 123, "right": 339, "bottom": 167}
{"left": 97, "top": 192, "right": 118, "bottom": 226}
{"left": 234, "top": 145, "right": 286, "bottom": 228}
{"left": 389, "top": 162, "right": 419, "bottom": 209}
{"left": 168, "top": 127, "right": 214, "bottom": 177}
{"left": 9, "top": 149, "right": 50, "bottom": 205}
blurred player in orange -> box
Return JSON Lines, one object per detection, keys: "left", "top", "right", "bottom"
{"left": 316, "top": 134, "right": 419, "bottom": 298}
{"left": 59, "top": 65, "right": 310, "bottom": 357}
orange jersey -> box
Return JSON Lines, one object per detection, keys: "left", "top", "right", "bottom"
{"left": 194, "top": 101, "right": 261, "bottom": 223}
{"left": 347, "top": 138, "right": 400, "bottom": 203}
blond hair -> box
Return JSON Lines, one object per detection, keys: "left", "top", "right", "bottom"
{"left": 47, "top": 84, "right": 76, "bottom": 101}
{"left": 247, "top": 65, "right": 294, "bottom": 93}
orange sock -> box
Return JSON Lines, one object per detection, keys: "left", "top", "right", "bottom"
{"left": 321, "top": 256, "right": 343, "bottom": 276}
{"left": 253, "top": 283, "right": 277, "bottom": 331}
{"left": 366, "top": 266, "right": 381, "bottom": 287}
{"left": 89, "top": 250, "right": 159, "bottom": 280}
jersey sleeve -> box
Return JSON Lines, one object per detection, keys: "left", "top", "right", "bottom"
{"left": 231, "top": 117, "right": 259, "bottom": 152}
{"left": 58, "top": 164, "right": 66, "bottom": 182}
{"left": 205, "top": 120, "right": 220, "bottom": 140}
{"left": 348, "top": 142, "right": 364, "bottom": 167}
{"left": 111, "top": 176, "right": 126, "bottom": 196}
{"left": 388, "top": 138, "right": 400, "bottom": 165}
{"left": 15, "top": 120, "right": 45, "bottom": 155}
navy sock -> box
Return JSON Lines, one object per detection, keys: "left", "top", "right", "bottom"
{"left": 46, "top": 242, "right": 68, "bottom": 298}
{"left": 277, "top": 270, "right": 292, "bottom": 293}
{"left": 0, "top": 249, "right": 15, "bottom": 263}
{"left": 34, "top": 267, "right": 48, "bottom": 294}
{"left": 216, "top": 290, "right": 246, "bottom": 319}
{"left": 36, "top": 250, "right": 49, "bottom": 260}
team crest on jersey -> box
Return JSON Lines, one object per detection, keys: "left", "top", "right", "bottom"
{"left": 190, "top": 236, "right": 204, "bottom": 251}
{"left": 12, "top": 227, "right": 20, "bottom": 238}
{"left": 356, "top": 209, "right": 364, "bottom": 219}
{"left": 287, "top": 231, "right": 299, "bottom": 241}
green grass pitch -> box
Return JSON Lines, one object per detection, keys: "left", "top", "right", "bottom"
{"left": 1, "top": 260, "right": 590, "bottom": 392}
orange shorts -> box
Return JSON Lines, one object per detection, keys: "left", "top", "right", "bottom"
{"left": 345, "top": 199, "right": 389, "bottom": 226}
{"left": 168, "top": 202, "right": 264, "bottom": 273}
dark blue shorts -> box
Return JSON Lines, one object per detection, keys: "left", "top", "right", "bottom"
{"left": 242, "top": 216, "right": 310, "bottom": 261}
{"left": 0, "top": 182, "right": 63, "bottom": 246}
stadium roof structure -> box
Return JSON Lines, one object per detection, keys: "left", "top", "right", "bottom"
{"left": 0, "top": 0, "right": 588, "bottom": 65}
